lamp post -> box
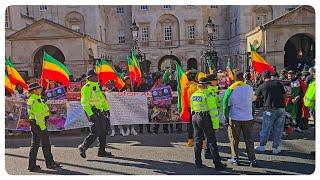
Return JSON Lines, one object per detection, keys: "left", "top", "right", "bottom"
{"left": 202, "top": 17, "right": 218, "bottom": 74}
{"left": 130, "top": 19, "right": 143, "bottom": 62}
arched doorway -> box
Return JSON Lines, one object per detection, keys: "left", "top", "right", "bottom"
{"left": 284, "top": 33, "right": 315, "bottom": 71}
{"left": 158, "top": 55, "right": 181, "bottom": 71}
{"left": 187, "top": 58, "right": 198, "bottom": 70}
{"left": 33, "top": 45, "right": 65, "bottom": 77}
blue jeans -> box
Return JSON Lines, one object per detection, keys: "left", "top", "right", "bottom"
{"left": 259, "top": 108, "right": 286, "bottom": 149}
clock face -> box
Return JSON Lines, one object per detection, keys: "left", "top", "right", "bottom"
{"left": 47, "top": 93, "right": 52, "bottom": 98}
{"left": 163, "top": 89, "right": 168, "bottom": 94}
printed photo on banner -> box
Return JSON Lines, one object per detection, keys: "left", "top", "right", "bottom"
{"left": 5, "top": 97, "right": 24, "bottom": 130}
{"left": 66, "top": 82, "right": 81, "bottom": 101}
{"left": 45, "top": 85, "right": 66, "bottom": 100}
{"left": 46, "top": 100, "right": 67, "bottom": 130}
{"left": 151, "top": 85, "right": 173, "bottom": 105}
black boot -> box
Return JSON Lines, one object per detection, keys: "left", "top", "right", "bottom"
{"left": 47, "top": 162, "right": 61, "bottom": 169}
{"left": 78, "top": 145, "right": 86, "bottom": 158}
{"left": 28, "top": 165, "right": 41, "bottom": 172}
{"left": 215, "top": 163, "right": 227, "bottom": 170}
{"left": 98, "top": 150, "right": 112, "bottom": 157}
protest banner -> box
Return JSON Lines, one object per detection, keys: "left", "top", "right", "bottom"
{"left": 5, "top": 97, "right": 24, "bottom": 130}
{"left": 151, "top": 85, "right": 173, "bottom": 105}
{"left": 65, "top": 101, "right": 90, "bottom": 129}
{"left": 106, "top": 92, "right": 149, "bottom": 125}
{"left": 45, "top": 86, "right": 66, "bottom": 100}
{"left": 46, "top": 100, "right": 67, "bottom": 130}
{"left": 66, "top": 82, "right": 81, "bottom": 101}
{"left": 5, "top": 90, "right": 226, "bottom": 130}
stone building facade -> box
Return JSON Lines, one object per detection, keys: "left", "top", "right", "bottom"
{"left": 5, "top": 5, "right": 315, "bottom": 78}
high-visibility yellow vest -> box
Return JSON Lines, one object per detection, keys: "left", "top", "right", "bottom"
{"left": 190, "top": 89, "right": 209, "bottom": 112}
{"left": 81, "top": 80, "right": 110, "bottom": 117}
{"left": 206, "top": 86, "right": 220, "bottom": 129}
{"left": 304, "top": 81, "right": 315, "bottom": 109}
{"left": 27, "top": 93, "right": 50, "bottom": 131}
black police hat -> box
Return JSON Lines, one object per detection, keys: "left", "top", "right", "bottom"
{"left": 28, "top": 82, "right": 42, "bottom": 91}
{"left": 198, "top": 77, "right": 211, "bottom": 85}
{"left": 206, "top": 74, "right": 218, "bottom": 81}
{"left": 86, "top": 69, "right": 96, "bottom": 78}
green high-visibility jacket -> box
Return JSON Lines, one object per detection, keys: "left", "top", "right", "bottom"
{"left": 27, "top": 94, "right": 50, "bottom": 131}
{"left": 206, "top": 86, "right": 220, "bottom": 129}
{"left": 190, "top": 89, "right": 209, "bottom": 112}
{"left": 304, "top": 81, "right": 315, "bottom": 109}
{"left": 81, "top": 80, "right": 110, "bottom": 117}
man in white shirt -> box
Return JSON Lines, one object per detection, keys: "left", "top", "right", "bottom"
{"left": 225, "top": 72, "right": 257, "bottom": 167}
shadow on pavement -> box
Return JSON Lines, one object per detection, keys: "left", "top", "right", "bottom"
{"left": 5, "top": 153, "right": 131, "bottom": 175}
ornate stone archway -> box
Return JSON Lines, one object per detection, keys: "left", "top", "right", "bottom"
{"left": 284, "top": 33, "right": 315, "bottom": 70}
{"left": 33, "top": 45, "right": 65, "bottom": 77}
{"left": 158, "top": 55, "right": 181, "bottom": 71}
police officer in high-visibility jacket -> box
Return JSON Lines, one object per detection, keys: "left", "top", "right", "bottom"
{"left": 190, "top": 77, "right": 227, "bottom": 170}
{"left": 304, "top": 80, "right": 315, "bottom": 119}
{"left": 78, "top": 69, "right": 111, "bottom": 158}
{"left": 203, "top": 74, "right": 221, "bottom": 159}
{"left": 27, "top": 82, "right": 60, "bottom": 172}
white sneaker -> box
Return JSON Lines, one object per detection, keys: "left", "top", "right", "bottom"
{"left": 131, "top": 127, "right": 138, "bottom": 136}
{"left": 120, "top": 129, "right": 127, "bottom": 136}
{"left": 125, "top": 129, "right": 130, "bottom": 136}
{"left": 255, "top": 146, "right": 265, "bottom": 152}
{"left": 110, "top": 129, "right": 115, "bottom": 137}
{"left": 272, "top": 148, "right": 281, "bottom": 154}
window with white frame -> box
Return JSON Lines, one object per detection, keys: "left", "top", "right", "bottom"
{"left": 140, "top": 5, "right": 148, "bottom": 11}
{"left": 118, "top": 31, "right": 125, "bottom": 44}
{"left": 141, "top": 27, "right": 149, "bottom": 41}
{"left": 39, "top": 5, "right": 48, "bottom": 11}
{"left": 5, "top": 8, "right": 9, "bottom": 28}
{"left": 116, "top": 7, "right": 124, "bottom": 14}
{"left": 256, "top": 14, "right": 267, "bottom": 26}
{"left": 163, "top": 26, "right": 172, "bottom": 41}
{"left": 187, "top": 25, "right": 195, "bottom": 39}
{"left": 213, "top": 25, "right": 219, "bottom": 40}
{"left": 163, "top": 5, "right": 171, "bottom": 9}
{"left": 71, "top": 24, "right": 81, "bottom": 32}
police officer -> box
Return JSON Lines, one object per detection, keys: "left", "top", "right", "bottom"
{"left": 190, "top": 77, "right": 227, "bottom": 170}
{"left": 27, "top": 82, "right": 60, "bottom": 172}
{"left": 204, "top": 74, "right": 221, "bottom": 159}
{"left": 78, "top": 69, "right": 111, "bottom": 158}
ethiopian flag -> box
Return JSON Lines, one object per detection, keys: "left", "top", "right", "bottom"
{"left": 226, "top": 59, "right": 234, "bottom": 81}
{"left": 5, "top": 72, "right": 14, "bottom": 94}
{"left": 250, "top": 44, "right": 275, "bottom": 74}
{"left": 176, "top": 63, "right": 190, "bottom": 122}
{"left": 131, "top": 51, "right": 142, "bottom": 86}
{"left": 98, "top": 59, "right": 125, "bottom": 90}
{"left": 41, "top": 52, "right": 71, "bottom": 86}
{"left": 127, "top": 55, "right": 136, "bottom": 86}
{"left": 95, "top": 60, "right": 101, "bottom": 78}
{"left": 5, "top": 57, "right": 28, "bottom": 90}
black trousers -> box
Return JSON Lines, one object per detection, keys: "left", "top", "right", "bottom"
{"left": 187, "top": 108, "right": 194, "bottom": 139}
{"left": 192, "top": 112, "right": 222, "bottom": 165}
{"left": 80, "top": 111, "right": 109, "bottom": 152}
{"left": 153, "top": 124, "right": 169, "bottom": 132}
{"left": 139, "top": 124, "right": 151, "bottom": 132}
{"left": 28, "top": 120, "right": 54, "bottom": 168}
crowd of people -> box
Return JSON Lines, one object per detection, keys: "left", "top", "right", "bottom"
{"left": 5, "top": 63, "right": 316, "bottom": 171}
